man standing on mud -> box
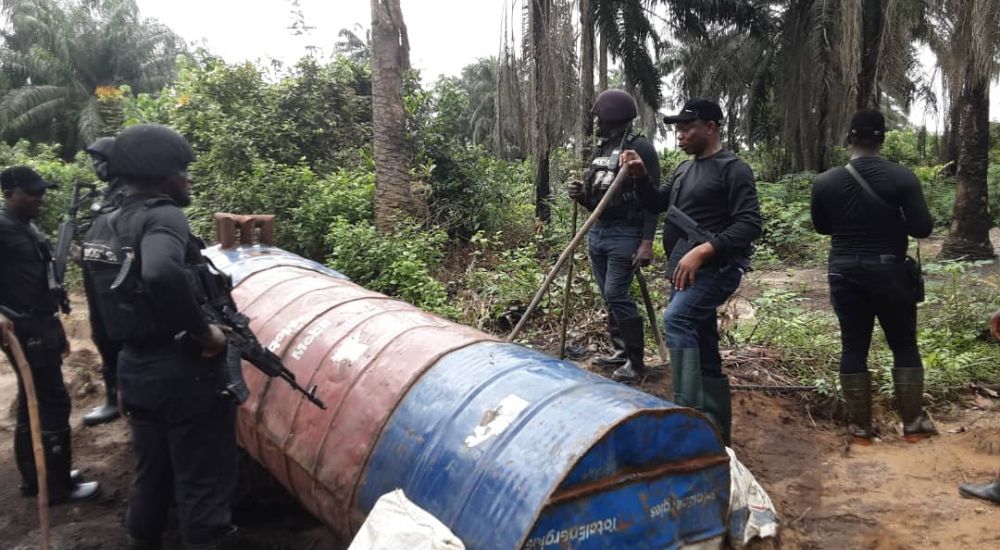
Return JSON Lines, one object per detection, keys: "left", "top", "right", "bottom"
{"left": 810, "top": 109, "right": 936, "bottom": 445}
{"left": 0, "top": 166, "right": 101, "bottom": 503}
{"left": 568, "top": 89, "right": 659, "bottom": 382}
{"left": 80, "top": 137, "right": 124, "bottom": 426}
{"left": 82, "top": 124, "right": 237, "bottom": 549}
{"left": 620, "top": 98, "right": 762, "bottom": 446}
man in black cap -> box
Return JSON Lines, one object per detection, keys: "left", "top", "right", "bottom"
{"left": 0, "top": 166, "right": 101, "bottom": 503}
{"left": 568, "top": 89, "right": 660, "bottom": 382}
{"left": 79, "top": 136, "right": 124, "bottom": 426}
{"left": 81, "top": 124, "right": 236, "bottom": 549}
{"left": 620, "top": 98, "right": 762, "bottom": 445}
{"left": 810, "top": 109, "right": 936, "bottom": 445}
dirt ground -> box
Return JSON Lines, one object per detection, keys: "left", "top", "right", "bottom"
{"left": 2, "top": 245, "right": 999, "bottom": 549}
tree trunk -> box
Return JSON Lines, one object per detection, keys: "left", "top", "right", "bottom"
{"left": 940, "top": 75, "right": 995, "bottom": 260}
{"left": 531, "top": 0, "right": 553, "bottom": 223}
{"left": 371, "top": 0, "right": 418, "bottom": 232}
{"left": 579, "top": 0, "right": 594, "bottom": 163}
{"left": 598, "top": 34, "right": 608, "bottom": 92}
{"left": 855, "top": 0, "right": 884, "bottom": 110}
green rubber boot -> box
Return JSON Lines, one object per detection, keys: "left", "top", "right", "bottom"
{"left": 840, "top": 372, "right": 874, "bottom": 445}
{"left": 702, "top": 376, "right": 732, "bottom": 446}
{"left": 892, "top": 368, "right": 938, "bottom": 442}
{"left": 670, "top": 348, "right": 703, "bottom": 409}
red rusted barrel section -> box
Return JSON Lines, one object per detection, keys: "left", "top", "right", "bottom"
{"left": 204, "top": 245, "right": 496, "bottom": 534}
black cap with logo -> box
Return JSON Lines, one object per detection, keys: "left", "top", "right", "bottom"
{"left": 662, "top": 98, "right": 724, "bottom": 125}
{"left": 0, "top": 166, "right": 59, "bottom": 192}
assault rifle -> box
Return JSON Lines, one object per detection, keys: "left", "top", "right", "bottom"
{"left": 665, "top": 205, "right": 751, "bottom": 273}
{"left": 186, "top": 260, "right": 327, "bottom": 409}
{"left": 53, "top": 181, "right": 101, "bottom": 287}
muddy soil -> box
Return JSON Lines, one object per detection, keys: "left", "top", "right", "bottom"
{"left": 2, "top": 258, "right": 999, "bottom": 549}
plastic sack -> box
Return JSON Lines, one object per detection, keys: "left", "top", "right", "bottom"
{"left": 348, "top": 489, "right": 465, "bottom": 550}
{"left": 726, "top": 447, "right": 778, "bottom": 547}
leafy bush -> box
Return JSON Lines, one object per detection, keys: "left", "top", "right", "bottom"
{"left": 324, "top": 220, "right": 452, "bottom": 314}
{"left": 755, "top": 172, "right": 828, "bottom": 266}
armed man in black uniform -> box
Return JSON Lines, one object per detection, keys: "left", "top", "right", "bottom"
{"left": 0, "top": 166, "right": 101, "bottom": 503}
{"left": 811, "top": 109, "right": 936, "bottom": 445}
{"left": 80, "top": 136, "right": 124, "bottom": 426}
{"left": 569, "top": 89, "right": 660, "bottom": 382}
{"left": 620, "top": 98, "right": 762, "bottom": 446}
{"left": 82, "top": 124, "right": 237, "bottom": 549}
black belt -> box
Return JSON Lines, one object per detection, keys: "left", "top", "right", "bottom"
{"left": 595, "top": 217, "right": 642, "bottom": 228}
{"left": 829, "top": 253, "right": 903, "bottom": 264}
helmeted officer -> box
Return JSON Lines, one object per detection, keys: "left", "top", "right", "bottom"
{"left": 82, "top": 124, "right": 237, "bottom": 549}
{"left": 1, "top": 165, "right": 101, "bottom": 503}
{"left": 80, "top": 136, "right": 124, "bottom": 426}
{"left": 569, "top": 89, "right": 660, "bottom": 382}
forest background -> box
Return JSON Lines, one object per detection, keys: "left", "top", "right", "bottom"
{"left": 1, "top": 0, "right": 998, "bottom": 403}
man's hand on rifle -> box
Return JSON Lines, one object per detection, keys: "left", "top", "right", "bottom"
{"left": 619, "top": 150, "right": 648, "bottom": 182}
{"left": 194, "top": 324, "right": 228, "bottom": 358}
{"left": 672, "top": 242, "right": 716, "bottom": 291}
{"left": 632, "top": 239, "right": 654, "bottom": 267}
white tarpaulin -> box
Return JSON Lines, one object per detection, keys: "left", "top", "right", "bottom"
{"left": 348, "top": 489, "right": 465, "bottom": 550}
{"left": 726, "top": 447, "right": 779, "bottom": 547}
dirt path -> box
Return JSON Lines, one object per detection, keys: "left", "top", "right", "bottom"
{"left": 2, "top": 278, "right": 999, "bottom": 549}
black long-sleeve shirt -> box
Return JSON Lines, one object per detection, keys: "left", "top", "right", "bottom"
{"left": 575, "top": 132, "right": 661, "bottom": 240}
{"left": 116, "top": 194, "right": 210, "bottom": 339}
{"left": 0, "top": 206, "right": 59, "bottom": 316}
{"left": 811, "top": 156, "right": 933, "bottom": 257}
{"left": 637, "top": 149, "right": 762, "bottom": 263}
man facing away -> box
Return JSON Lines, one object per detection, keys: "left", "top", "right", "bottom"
{"left": 810, "top": 109, "right": 937, "bottom": 445}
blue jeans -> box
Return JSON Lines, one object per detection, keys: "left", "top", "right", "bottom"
{"left": 663, "top": 265, "right": 743, "bottom": 376}
{"left": 587, "top": 221, "right": 642, "bottom": 321}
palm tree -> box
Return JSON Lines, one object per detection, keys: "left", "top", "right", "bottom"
{"left": 0, "top": 0, "right": 183, "bottom": 155}
{"left": 371, "top": 0, "right": 420, "bottom": 231}
{"left": 932, "top": 0, "right": 999, "bottom": 260}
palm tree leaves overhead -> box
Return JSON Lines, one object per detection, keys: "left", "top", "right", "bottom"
{"left": 0, "top": 0, "right": 185, "bottom": 154}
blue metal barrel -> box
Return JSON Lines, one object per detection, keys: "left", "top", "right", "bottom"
{"left": 204, "top": 244, "right": 730, "bottom": 549}
{"left": 359, "top": 342, "right": 730, "bottom": 549}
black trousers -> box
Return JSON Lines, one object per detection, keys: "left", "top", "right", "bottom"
{"left": 827, "top": 255, "right": 922, "bottom": 374}
{"left": 4, "top": 315, "right": 71, "bottom": 431}
{"left": 119, "top": 343, "right": 238, "bottom": 546}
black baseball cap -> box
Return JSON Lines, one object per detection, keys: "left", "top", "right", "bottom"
{"left": 849, "top": 109, "right": 886, "bottom": 139}
{"left": 0, "top": 166, "right": 58, "bottom": 192}
{"left": 663, "top": 98, "right": 724, "bottom": 125}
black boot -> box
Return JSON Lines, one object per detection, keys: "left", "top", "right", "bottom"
{"left": 611, "top": 317, "right": 646, "bottom": 382}
{"left": 702, "top": 376, "right": 732, "bottom": 446}
{"left": 594, "top": 313, "right": 627, "bottom": 369}
{"left": 670, "top": 348, "right": 703, "bottom": 409}
{"left": 959, "top": 477, "right": 1000, "bottom": 504}
{"left": 127, "top": 534, "right": 163, "bottom": 550}
{"left": 892, "top": 368, "right": 937, "bottom": 442}
{"left": 840, "top": 372, "right": 874, "bottom": 445}
{"left": 185, "top": 525, "right": 239, "bottom": 550}
{"left": 44, "top": 429, "right": 101, "bottom": 503}
{"left": 16, "top": 425, "right": 86, "bottom": 496}
{"left": 83, "top": 383, "right": 120, "bottom": 426}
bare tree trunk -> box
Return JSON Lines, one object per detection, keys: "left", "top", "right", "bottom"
{"left": 940, "top": 75, "right": 995, "bottom": 260}
{"left": 579, "top": 0, "right": 594, "bottom": 163}
{"left": 598, "top": 34, "right": 608, "bottom": 92}
{"left": 531, "top": 0, "right": 553, "bottom": 224}
{"left": 371, "top": 0, "right": 418, "bottom": 231}
{"left": 855, "top": 0, "right": 884, "bottom": 110}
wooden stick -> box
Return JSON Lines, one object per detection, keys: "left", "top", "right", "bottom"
{"left": 558, "top": 201, "right": 579, "bottom": 359}
{"left": 635, "top": 268, "right": 668, "bottom": 362}
{"left": 508, "top": 167, "right": 631, "bottom": 342}
{"left": 2, "top": 328, "right": 51, "bottom": 550}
